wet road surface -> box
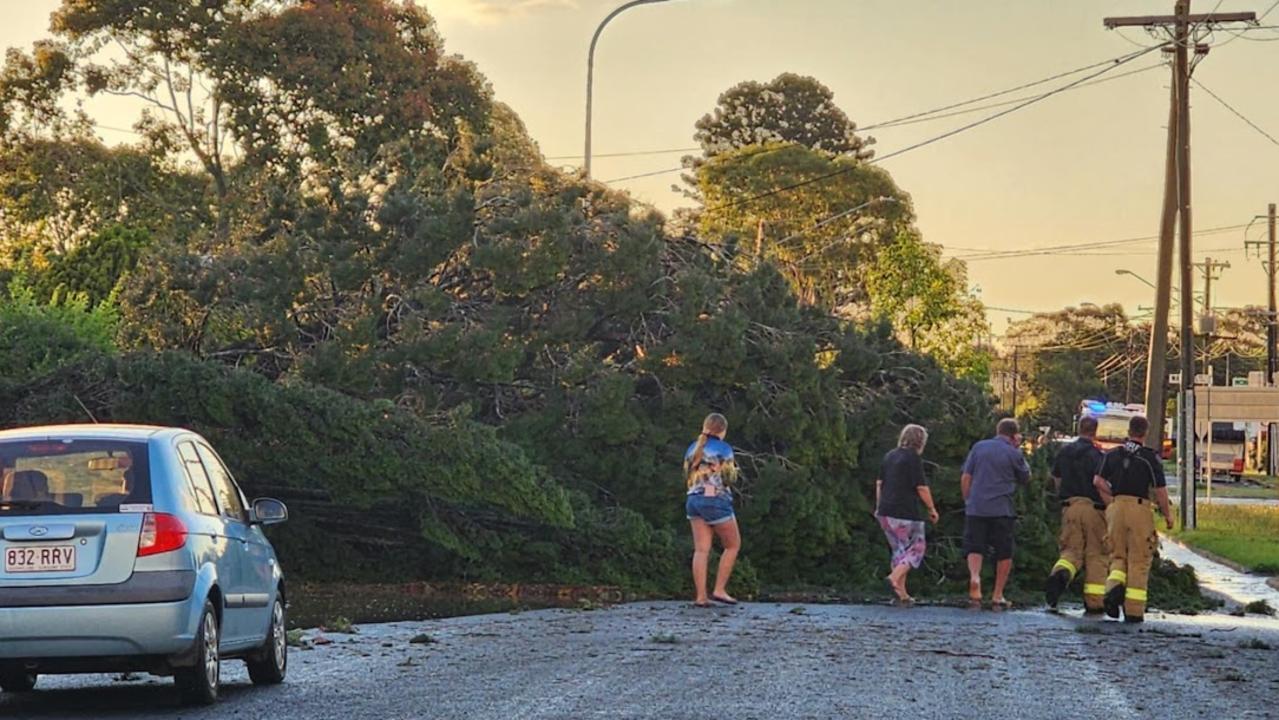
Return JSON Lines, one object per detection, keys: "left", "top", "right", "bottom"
{"left": 4, "top": 601, "right": 1278, "bottom": 719}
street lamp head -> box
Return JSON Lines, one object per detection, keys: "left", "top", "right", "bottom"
{"left": 584, "top": 0, "right": 679, "bottom": 179}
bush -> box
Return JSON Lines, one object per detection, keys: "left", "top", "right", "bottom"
{"left": 0, "top": 352, "right": 594, "bottom": 584}
{"left": 0, "top": 282, "right": 116, "bottom": 387}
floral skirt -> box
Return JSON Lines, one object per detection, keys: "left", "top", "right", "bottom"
{"left": 877, "top": 515, "right": 927, "bottom": 570}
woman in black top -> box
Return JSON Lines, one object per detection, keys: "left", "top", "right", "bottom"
{"left": 875, "top": 424, "right": 940, "bottom": 605}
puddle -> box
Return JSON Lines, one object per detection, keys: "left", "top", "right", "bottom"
{"left": 1160, "top": 535, "right": 1279, "bottom": 608}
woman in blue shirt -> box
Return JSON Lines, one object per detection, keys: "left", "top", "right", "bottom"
{"left": 684, "top": 413, "right": 741, "bottom": 607}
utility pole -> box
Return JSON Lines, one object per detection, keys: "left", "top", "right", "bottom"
{"left": 1011, "top": 346, "right": 1019, "bottom": 420}
{"left": 1193, "top": 257, "right": 1230, "bottom": 318}
{"left": 1271, "top": 203, "right": 1277, "bottom": 387}
{"left": 1246, "top": 204, "right": 1279, "bottom": 384}
{"left": 1104, "top": 1, "right": 1257, "bottom": 531}
{"left": 1245, "top": 203, "right": 1278, "bottom": 473}
{"left": 1145, "top": 73, "right": 1179, "bottom": 453}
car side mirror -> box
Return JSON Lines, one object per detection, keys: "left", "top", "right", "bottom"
{"left": 251, "top": 498, "right": 288, "bottom": 526}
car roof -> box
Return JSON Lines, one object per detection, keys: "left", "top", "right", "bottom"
{"left": 0, "top": 424, "right": 186, "bottom": 443}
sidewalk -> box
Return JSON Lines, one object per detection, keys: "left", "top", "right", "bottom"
{"left": 1160, "top": 533, "right": 1279, "bottom": 608}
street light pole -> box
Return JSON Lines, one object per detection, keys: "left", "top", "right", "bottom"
{"left": 584, "top": 0, "right": 672, "bottom": 179}
{"left": 1115, "top": 268, "right": 1158, "bottom": 290}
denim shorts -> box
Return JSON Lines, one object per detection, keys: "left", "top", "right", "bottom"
{"left": 685, "top": 492, "right": 735, "bottom": 526}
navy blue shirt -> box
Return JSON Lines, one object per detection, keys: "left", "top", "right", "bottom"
{"left": 962, "top": 436, "right": 1031, "bottom": 518}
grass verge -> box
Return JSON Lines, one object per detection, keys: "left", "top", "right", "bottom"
{"left": 1170, "top": 503, "right": 1279, "bottom": 575}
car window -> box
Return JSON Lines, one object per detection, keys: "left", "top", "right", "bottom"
{"left": 178, "top": 441, "right": 219, "bottom": 516}
{"left": 1, "top": 439, "right": 152, "bottom": 515}
{"left": 195, "top": 443, "right": 246, "bottom": 522}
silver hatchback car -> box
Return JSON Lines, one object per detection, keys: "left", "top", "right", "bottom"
{"left": 0, "top": 424, "right": 289, "bottom": 705}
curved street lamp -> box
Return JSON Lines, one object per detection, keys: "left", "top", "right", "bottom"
{"left": 1115, "top": 268, "right": 1157, "bottom": 290}
{"left": 584, "top": 0, "right": 673, "bottom": 179}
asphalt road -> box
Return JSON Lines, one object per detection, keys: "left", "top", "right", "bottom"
{"left": 4, "top": 602, "right": 1279, "bottom": 720}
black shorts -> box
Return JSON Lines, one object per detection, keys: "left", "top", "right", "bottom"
{"left": 963, "top": 516, "right": 1016, "bottom": 561}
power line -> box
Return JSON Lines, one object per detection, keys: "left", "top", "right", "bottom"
{"left": 566, "top": 62, "right": 1163, "bottom": 166}
{"left": 604, "top": 166, "right": 692, "bottom": 183}
{"left": 601, "top": 45, "right": 1165, "bottom": 184}
{"left": 1191, "top": 77, "right": 1279, "bottom": 147}
{"left": 697, "top": 44, "right": 1166, "bottom": 214}
{"left": 861, "top": 64, "right": 1166, "bottom": 131}
{"left": 547, "top": 146, "right": 696, "bottom": 161}
{"left": 859, "top": 52, "right": 1162, "bottom": 131}
{"left": 952, "top": 223, "right": 1249, "bottom": 262}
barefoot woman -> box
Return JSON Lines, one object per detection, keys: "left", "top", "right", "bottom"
{"left": 684, "top": 413, "right": 741, "bottom": 607}
{"left": 875, "top": 424, "right": 940, "bottom": 605}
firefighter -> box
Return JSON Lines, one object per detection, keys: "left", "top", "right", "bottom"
{"left": 1044, "top": 416, "right": 1107, "bottom": 614}
{"left": 1092, "top": 415, "right": 1174, "bottom": 623}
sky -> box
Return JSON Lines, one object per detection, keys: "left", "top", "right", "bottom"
{"left": 4, "top": 0, "right": 1279, "bottom": 333}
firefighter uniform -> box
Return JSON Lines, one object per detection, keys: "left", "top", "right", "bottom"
{"left": 1046, "top": 436, "right": 1107, "bottom": 613}
{"left": 1096, "top": 440, "right": 1168, "bottom": 622}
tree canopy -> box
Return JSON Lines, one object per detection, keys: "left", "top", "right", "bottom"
{"left": 0, "top": 0, "right": 1028, "bottom": 597}
{"left": 690, "top": 73, "right": 875, "bottom": 163}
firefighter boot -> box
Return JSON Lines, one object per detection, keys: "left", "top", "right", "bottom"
{"left": 1103, "top": 577, "right": 1125, "bottom": 619}
{"left": 1044, "top": 562, "right": 1072, "bottom": 610}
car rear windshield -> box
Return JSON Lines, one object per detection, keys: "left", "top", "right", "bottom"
{"left": 0, "top": 439, "right": 152, "bottom": 515}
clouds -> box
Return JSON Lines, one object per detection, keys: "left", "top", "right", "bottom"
{"left": 427, "top": 0, "right": 580, "bottom": 24}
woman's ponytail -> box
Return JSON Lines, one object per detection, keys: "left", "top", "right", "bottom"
{"left": 685, "top": 413, "right": 728, "bottom": 488}
{"left": 686, "top": 433, "right": 711, "bottom": 488}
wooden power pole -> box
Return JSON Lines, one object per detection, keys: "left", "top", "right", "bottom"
{"left": 1248, "top": 204, "right": 1279, "bottom": 385}
{"left": 1104, "top": 1, "right": 1257, "bottom": 530}
{"left": 1193, "top": 257, "right": 1231, "bottom": 317}
{"left": 1144, "top": 60, "right": 1179, "bottom": 454}
{"left": 1246, "top": 203, "right": 1278, "bottom": 474}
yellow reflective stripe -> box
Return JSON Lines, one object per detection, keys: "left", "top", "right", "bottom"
{"left": 1083, "top": 583, "right": 1106, "bottom": 596}
{"left": 1126, "top": 587, "right": 1148, "bottom": 601}
{"left": 1108, "top": 570, "right": 1128, "bottom": 584}
{"left": 1052, "top": 559, "right": 1078, "bottom": 578}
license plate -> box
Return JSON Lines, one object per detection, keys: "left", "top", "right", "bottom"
{"left": 4, "top": 545, "right": 76, "bottom": 573}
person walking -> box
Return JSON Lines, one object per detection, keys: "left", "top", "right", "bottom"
{"left": 684, "top": 413, "right": 741, "bottom": 608}
{"left": 961, "top": 418, "right": 1031, "bottom": 610}
{"left": 1093, "top": 415, "right": 1173, "bottom": 624}
{"left": 875, "top": 424, "right": 940, "bottom": 606}
{"left": 1044, "top": 416, "right": 1108, "bottom": 614}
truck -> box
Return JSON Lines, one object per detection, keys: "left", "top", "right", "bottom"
{"left": 1077, "top": 400, "right": 1146, "bottom": 451}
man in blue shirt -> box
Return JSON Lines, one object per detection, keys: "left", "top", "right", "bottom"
{"left": 961, "top": 418, "right": 1031, "bottom": 609}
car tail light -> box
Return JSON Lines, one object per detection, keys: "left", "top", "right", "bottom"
{"left": 138, "top": 513, "right": 188, "bottom": 557}
{"left": 1233, "top": 458, "right": 1245, "bottom": 473}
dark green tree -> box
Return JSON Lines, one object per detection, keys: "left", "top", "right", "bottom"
{"left": 690, "top": 73, "right": 874, "bottom": 163}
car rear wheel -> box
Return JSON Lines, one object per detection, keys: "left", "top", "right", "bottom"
{"left": 175, "top": 601, "right": 220, "bottom": 705}
{"left": 247, "top": 597, "right": 287, "bottom": 685}
{"left": 0, "top": 671, "right": 37, "bottom": 693}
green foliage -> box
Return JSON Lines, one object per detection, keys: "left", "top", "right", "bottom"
{"left": 0, "top": 351, "right": 630, "bottom": 583}
{"left": 1147, "top": 558, "right": 1218, "bottom": 613}
{"left": 696, "top": 143, "right": 912, "bottom": 309}
{"left": 0, "top": 281, "right": 116, "bottom": 386}
{"left": 1003, "top": 304, "right": 1141, "bottom": 429}
{"left": 0, "top": 137, "right": 205, "bottom": 266}
{"left": 32, "top": 225, "right": 151, "bottom": 306}
{"left": 690, "top": 73, "right": 874, "bottom": 164}
{"left": 0, "top": 0, "right": 1151, "bottom": 602}
{"left": 865, "top": 230, "right": 962, "bottom": 347}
